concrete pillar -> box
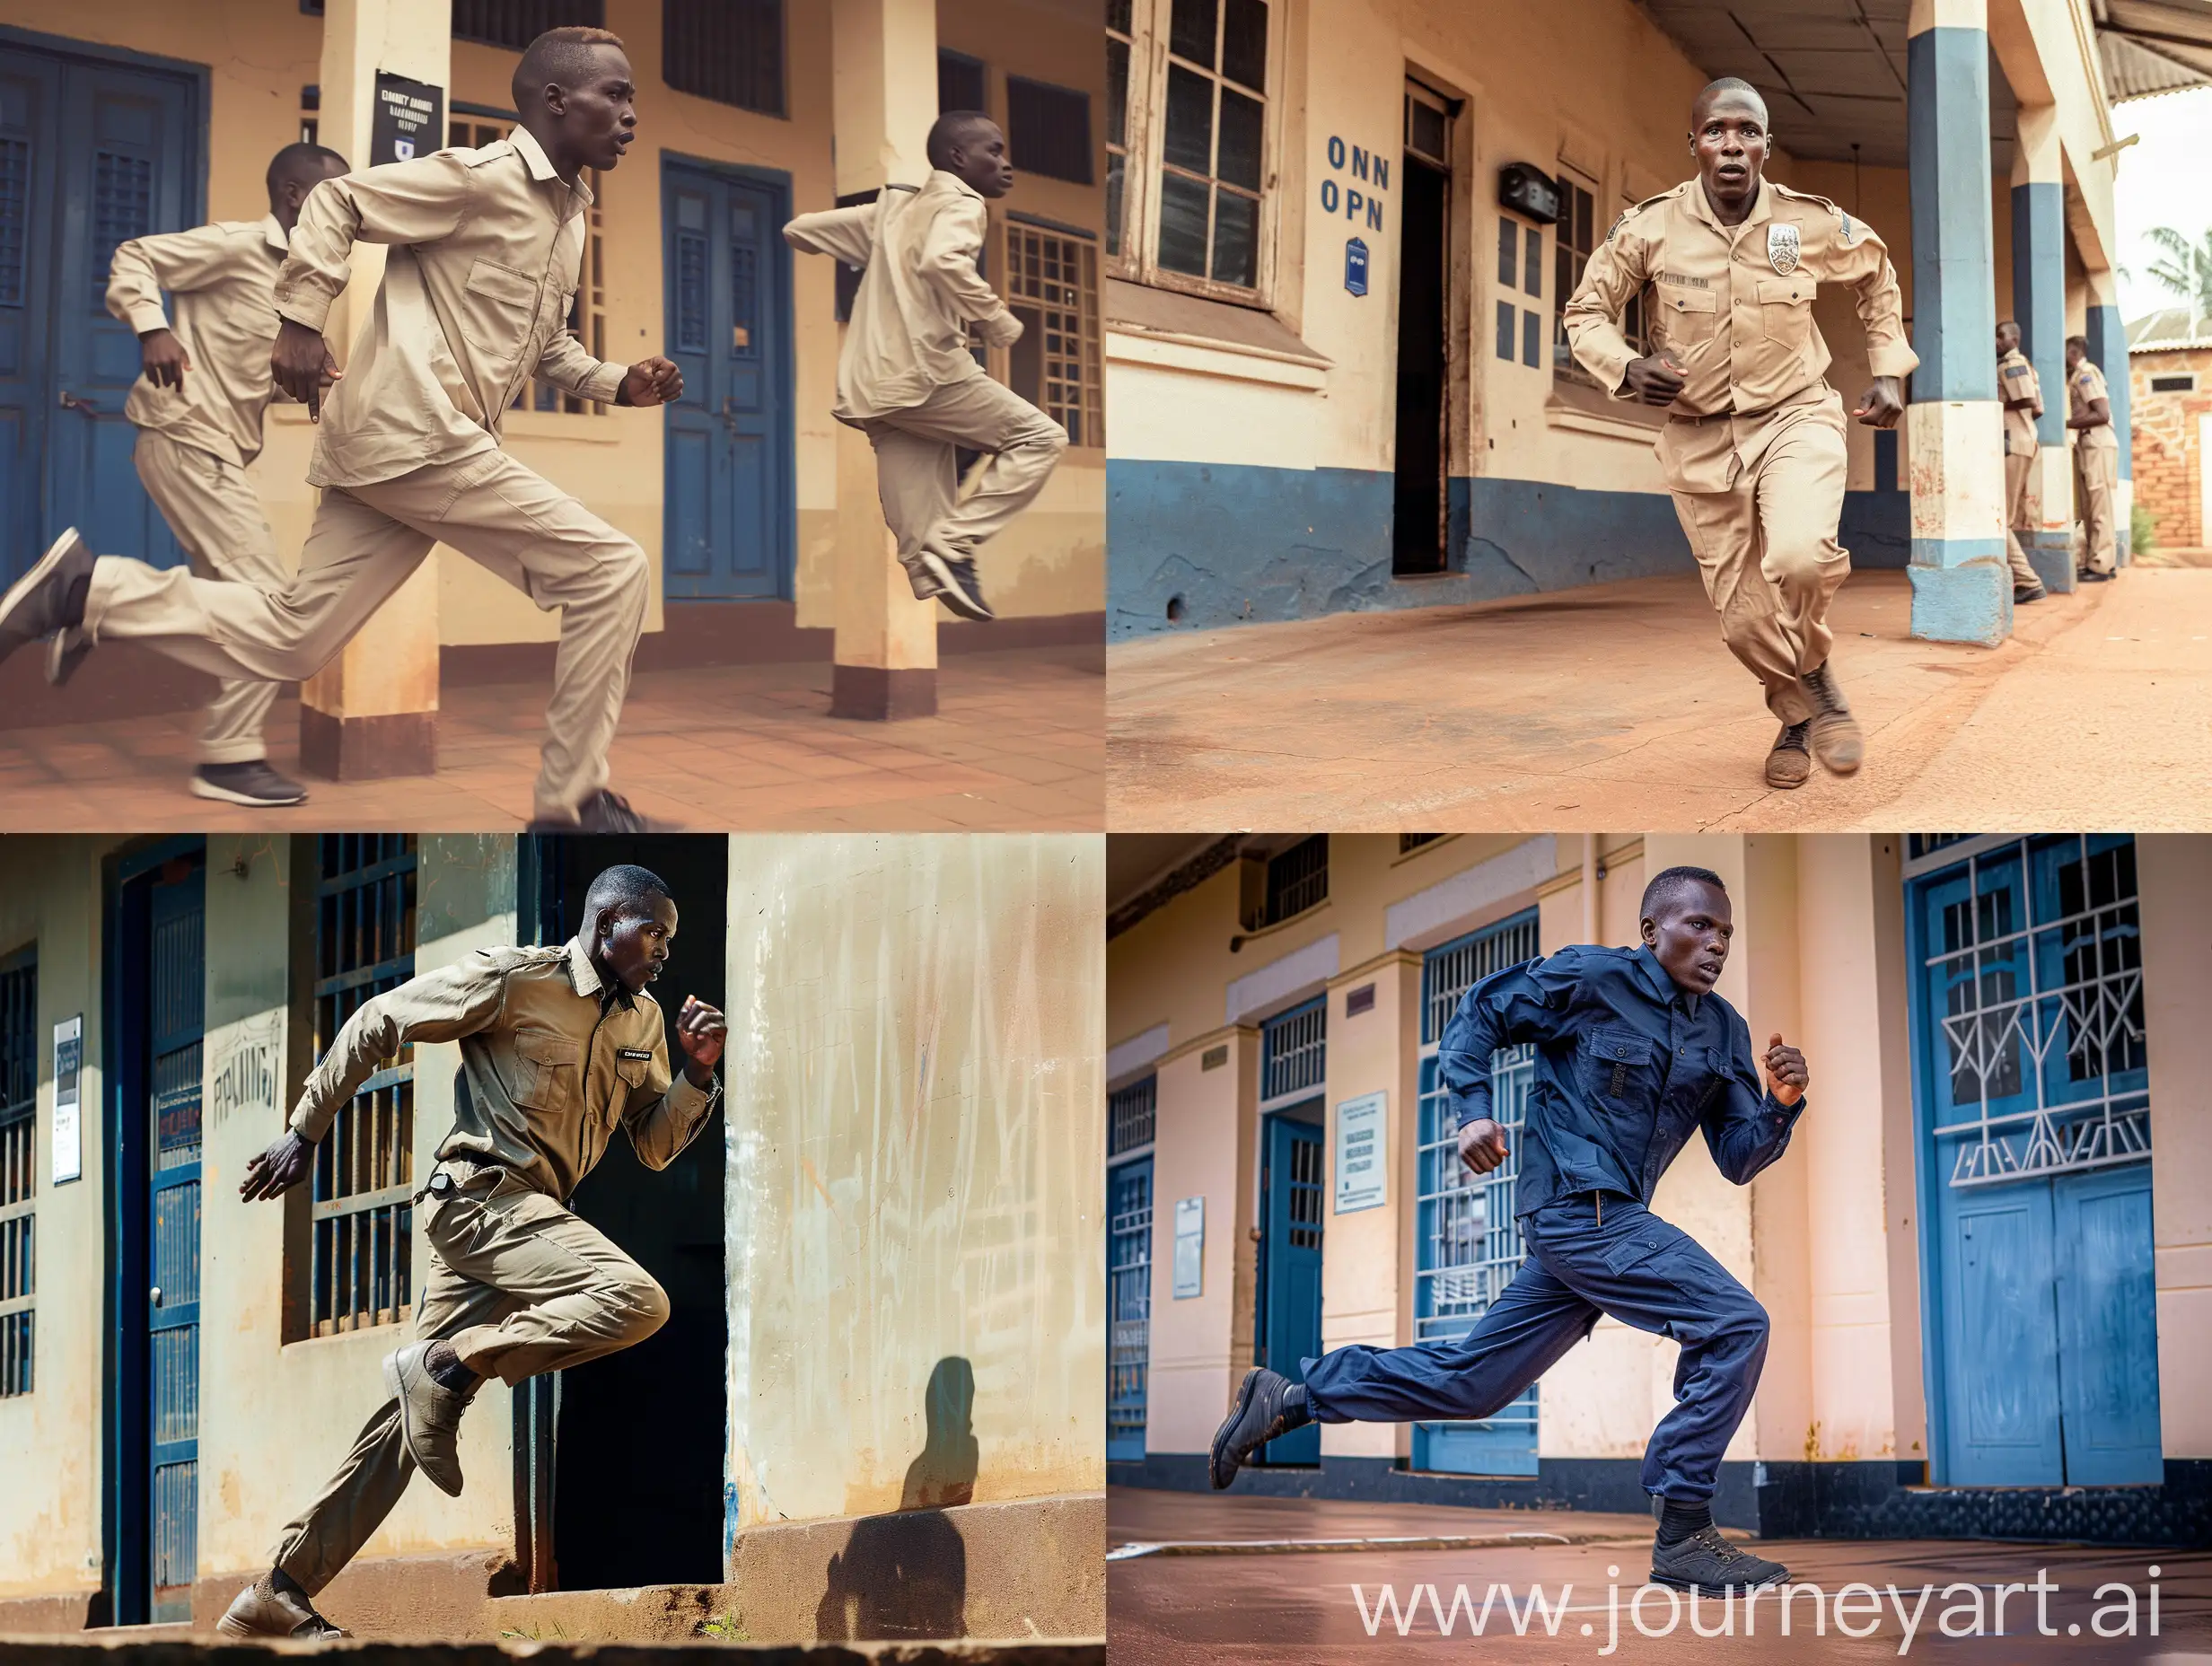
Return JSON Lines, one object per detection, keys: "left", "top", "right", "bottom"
{"left": 2010, "top": 106, "right": 2076, "bottom": 592}
{"left": 2086, "top": 269, "right": 2135, "bottom": 564}
{"left": 299, "top": 0, "right": 450, "bottom": 778}
{"left": 827, "top": 0, "right": 940, "bottom": 720}
{"left": 1905, "top": 0, "right": 2012, "bottom": 645}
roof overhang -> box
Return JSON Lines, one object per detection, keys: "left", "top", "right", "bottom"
{"left": 2095, "top": 0, "right": 2212, "bottom": 101}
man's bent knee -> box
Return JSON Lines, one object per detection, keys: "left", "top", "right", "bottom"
{"left": 610, "top": 1273, "right": 671, "bottom": 1344}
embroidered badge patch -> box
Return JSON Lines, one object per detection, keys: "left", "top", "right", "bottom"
{"left": 1767, "top": 222, "right": 1801, "bottom": 275}
{"left": 617, "top": 1047, "right": 654, "bottom": 1060}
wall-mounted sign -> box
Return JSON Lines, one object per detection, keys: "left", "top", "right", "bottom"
{"left": 1320, "top": 134, "right": 1389, "bottom": 232}
{"left": 371, "top": 71, "right": 445, "bottom": 166}
{"left": 51, "top": 1015, "right": 82, "bottom": 1185}
{"left": 1345, "top": 237, "right": 1369, "bottom": 297}
{"left": 1173, "top": 1196, "right": 1205, "bottom": 1298}
{"left": 1334, "top": 1091, "right": 1385, "bottom": 1214}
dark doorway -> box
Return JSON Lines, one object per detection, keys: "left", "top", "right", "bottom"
{"left": 1391, "top": 84, "right": 1453, "bottom": 577}
{"left": 522, "top": 833, "right": 730, "bottom": 1589}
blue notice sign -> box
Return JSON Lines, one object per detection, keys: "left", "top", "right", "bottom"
{"left": 1345, "top": 236, "right": 1369, "bottom": 296}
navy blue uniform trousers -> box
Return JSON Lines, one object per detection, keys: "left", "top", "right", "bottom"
{"left": 1302, "top": 1193, "right": 1769, "bottom": 1503}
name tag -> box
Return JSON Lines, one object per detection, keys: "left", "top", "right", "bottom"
{"left": 616, "top": 1047, "right": 654, "bottom": 1061}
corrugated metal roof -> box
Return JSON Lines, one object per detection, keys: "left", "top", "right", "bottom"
{"left": 2095, "top": 0, "right": 2212, "bottom": 101}
{"left": 2129, "top": 306, "right": 2212, "bottom": 349}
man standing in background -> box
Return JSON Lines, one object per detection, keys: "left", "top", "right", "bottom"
{"left": 1997, "top": 321, "right": 2048, "bottom": 604}
{"left": 2067, "top": 335, "right": 2120, "bottom": 583}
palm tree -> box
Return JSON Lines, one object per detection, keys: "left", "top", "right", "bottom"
{"left": 2142, "top": 225, "right": 2212, "bottom": 327}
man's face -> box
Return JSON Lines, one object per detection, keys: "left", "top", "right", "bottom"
{"left": 945, "top": 118, "right": 1015, "bottom": 198}
{"left": 271, "top": 157, "right": 350, "bottom": 233}
{"left": 549, "top": 46, "right": 638, "bottom": 171}
{"left": 1642, "top": 882, "right": 1734, "bottom": 995}
{"left": 596, "top": 892, "right": 678, "bottom": 994}
{"left": 1997, "top": 323, "right": 2020, "bottom": 355}
{"left": 1690, "top": 94, "right": 1769, "bottom": 204}
{"left": 2067, "top": 340, "right": 2085, "bottom": 370}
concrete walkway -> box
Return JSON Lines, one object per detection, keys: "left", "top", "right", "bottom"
{"left": 1106, "top": 566, "right": 2212, "bottom": 832}
{"left": 2, "top": 1644, "right": 1100, "bottom": 1662}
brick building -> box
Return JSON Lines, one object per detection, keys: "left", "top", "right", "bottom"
{"left": 2129, "top": 309, "right": 2212, "bottom": 551}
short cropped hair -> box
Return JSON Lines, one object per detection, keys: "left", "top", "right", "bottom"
{"left": 1692, "top": 76, "right": 1768, "bottom": 119}
{"left": 266, "top": 141, "right": 347, "bottom": 197}
{"left": 1641, "top": 864, "right": 1727, "bottom": 922}
{"left": 2066, "top": 334, "right": 2090, "bottom": 353}
{"left": 926, "top": 110, "right": 997, "bottom": 171}
{"left": 583, "top": 862, "right": 672, "bottom": 924}
{"left": 513, "top": 24, "right": 628, "bottom": 113}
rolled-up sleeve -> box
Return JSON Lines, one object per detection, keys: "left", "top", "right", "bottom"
{"left": 290, "top": 952, "right": 505, "bottom": 1142}
{"left": 1439, "top": 950, "right": 1582, "bottom": 1129}
{"left": 1699, "top": 1016, "right": 1805, "bottom": 1182}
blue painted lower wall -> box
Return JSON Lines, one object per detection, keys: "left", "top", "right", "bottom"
{"left": 1107, "top": 459, "right": 1911, "bottom": 636}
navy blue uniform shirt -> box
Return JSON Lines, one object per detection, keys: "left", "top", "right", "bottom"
{"left": 1440, "top": 943, "right": 1804, "bottom": 1217}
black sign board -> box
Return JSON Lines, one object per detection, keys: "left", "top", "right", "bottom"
{"left": 370, "top": 70, "right": 444, "bottom": 166}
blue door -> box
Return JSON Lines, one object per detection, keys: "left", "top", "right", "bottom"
{"left": 0, "top": 36, "right": 197, "bottom": 582}
{"left": 1257, "top": 1110, "right": 1324, "bottom": 1466}
{"left": 1107, "top": 1156, "right": 1154, "bottom": 1462}
{"left": 661, "top": 159, "right": 793, "bottom": 600}
{"left": 145, "top": 861, "right": 204, "bottom": 1623}
{"left": 1909, "top": 835, "right": 2162, "bottom": 1486}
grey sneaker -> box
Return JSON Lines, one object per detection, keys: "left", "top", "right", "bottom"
{"left": 1208, "top": 1366, "right": 1310, "bottom": 1489}
{"left": 1764, "top": 721, "right": 1812, "bottom": 789}
{"left": 384, "top": 1341, "right": 468, "bottom": 1497}
{"left": 1798, "top": 662, "right": 1863, "bottom": 775}
{"left": 1650, "top": 1523, "right": 1789, "bottom": 1595}
{"left": 192, "top": 761, "right": 309, "bottom": 808}
{"left": 899, "top": 551, "right": 949, "bottom": 602}
{"left": 912, "top": 539, "right": 995, "bottom": 621}
{"left": 0, "top": 528, "right": 93, "bottom": 670}
{"left": 215, "top": 1573, "right": 350, "bottom": 1639}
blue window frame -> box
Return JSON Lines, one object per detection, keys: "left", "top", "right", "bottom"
{"left": 0, "top": 946, "right": 34, "bottom": 1397}
{"left": 1414, "top": 909, "right": 1540, "bottom": 1474}
{"left": 1108, "top": 1135, "right": 1154, "bottom": 1463}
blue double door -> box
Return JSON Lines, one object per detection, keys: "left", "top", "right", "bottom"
{"left": 0, "top": 34, "right": 196, "bottom": 583}
{"left": 661, "top": 158, "right": 793, "bottom": 601}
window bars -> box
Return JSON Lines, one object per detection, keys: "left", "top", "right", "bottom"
{"left": 1260, "top": 996, "right": 1325, "bottom": 1104}
{"left": 0, "top": 951, "right": 33, "bottom": 1396}
{"left": 1004, "top": 224, "right": 1104, "bottom": 448}
{"left": 451, "top": 0, "right": 604, "bottom": 49}
{"left": 1108, "top": 1074, "right": 1156, "bottom": 1158}
{"left": 663, "top": 0, "right": 786, "bottom": 118}
{"left": 1106, "top": 1158, "right": 1154, "bottom": 1458}
{"left": 1262, "top": 835, "right": 1327, "bottom": 926}
{"left": 309, "top": 837, "right": 419, "bottom": 1335}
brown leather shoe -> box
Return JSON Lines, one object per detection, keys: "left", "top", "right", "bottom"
{"left": 215, "top": 1573, "right": 350, "bottom": 1639}
{"left": 1798, "top": 662, "right": 1863, "bottom": 775}
{"left": 385, "top": 1341, "right": 468, "bottom": 1497}
{"left": 1764, "top": 721, "right": 1813, "bottom": 788}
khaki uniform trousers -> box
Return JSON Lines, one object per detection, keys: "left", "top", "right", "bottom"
{"left": 2076, "top": 443, "right": 2119, "bottom": 576}
{"left": 272, "top": 1167, "right": 669, "bottom": 1595}
{"left": 2003, "top": 450, "right": 2041, "bottom": 590}
{"left": 1663, "top": 395, "right": 1850, "bottom": 726}
{"left": 860, "top": 372, "right": 1068, "bottom": 563}
{"left": 131, "top": 431, "right": 288, "bottom": 765}
{"left": 81, "top": 448, "right": 647, "bottom": 820}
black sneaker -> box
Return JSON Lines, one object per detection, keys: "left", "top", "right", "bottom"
{"left": 527, "top": 789, "right": 678, "bottom": 834}
{"left": 1649, "top": 1524, "right": 1789, "bottom": 1595}
{"left": 192, "top": 761, "right": 308, "bottom": 808}
{"left": 1764, "top": 721, "right": 1812, "bottom": 789}
{"left": 1208, "top": 1366, "right": 1309, "bottom": 1490}
{"left": 914, "top": 540, "right": 995, "bottom": 622}
{"left": 2014, "top": 583, "right": 2047, "bottom": 603}
{"left": 2078, "top": 569, "right": 2116, "bottom": 583}
{"left": 46, "top": 624, "right": 91, "bottom": 686}
{"left": 0, "top": 529, "right": 93, "bottom": 670}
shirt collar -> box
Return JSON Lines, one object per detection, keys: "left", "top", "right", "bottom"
{"left": 508, "top": 125, "right": 595, "bottom": 206}
{"left": 563, "top": 935, "right": 635, "bottom": 1011}
{"left": 260, "top": 214, "right": 290, "bottom": 254}
{"left": 1630, "top": 943, "right": 1700, "bottom": 1015}
{"left": 1684, "top": 176, "right": 1772, "bottom": 232}
{"left": 927, "top": 167, "right": 985, "bottom": 203}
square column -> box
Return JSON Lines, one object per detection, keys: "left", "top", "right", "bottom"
{"left": 2087, "top": 273, "right": 2134, "bottom": 565}
{"left": 1906, "top": 0, "right": 2012, "bottom": 645}
{"left": 827, "top": 0, "right": 941, "bottom": 720}
{"left": 299, "top": 0, "right": 452, "bottom": 778}
{"left": 2011, "top": 106, "right": 2076, "bottom": 593}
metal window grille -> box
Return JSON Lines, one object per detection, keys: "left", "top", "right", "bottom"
{"left": 310, "top": 837, "right": 419, "bottom": 1335}
{"left": 1916, "top": 835, "right": 2151, "bottom": 1189}
{"left": 1007, "top": 77, "right": 1093, "bottom": 185}
{"left": 1423, "top": 911, "right": 1540, "bottom": 1047}
{"left": 1107, "top": 1157, "right": 1154, "bottom": 1459}
{"left": 663, "top": 0, "right": 786, "bottom": 118}
{"left": 0, "top": 137, "right": 28, "bottom": 310}
{"left": 1106, "top": 1, "right": 1132, "bottom": 259}
{"left": 1004, "top": 224, "right": 1104, "bottom": 447}
{"left": 92, "top": 149, "right": 152, "bottom": 310}
{"left": 1154, "top": 0, "right": 1268, "bottom": 289}
{"left": 1285, "top": 1129, "right": 1324, "bottom": 1249}
{"left": 1262, "top": 835, "right": 1327, "bottom": 925}
{"left": 1109, "top": 1074, "right": 1156, "bottom": 1157}
{"left": 939, "top": 50, "right": 987, "bottom": 116}
{"left": 453, "top": 0, "right": 605, "bottom": 49}
{"left": 1260, "top": 996, "right": 1325, "bottom": 1103}
{"left": 0, "top": 951, "right": 34, "bottom": 1397}
{"left": 446, "top": 113, "right": 609, "bottom": 416}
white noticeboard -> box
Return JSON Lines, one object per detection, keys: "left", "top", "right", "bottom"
{"left": 1172, "top": 1196, "right": 1205, "bottom": 1298}
{"left": 51, "top": 1015, "right": 83, "bottom": 1185}
{"left": 1334, "top": 1091, "right": 1386, "bottom": 1214}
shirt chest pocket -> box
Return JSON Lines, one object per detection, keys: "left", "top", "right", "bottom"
{"left": 1580, "top": 1027, "right": 1658, "bottom": 1108}
{"left": 459, "top": 258, "right": 542, "bottom": 363}
{"left": 1754, "top": 276, "right": 1813, "bottom": 352}
{"left": 1654, "top": 285, "right": 1719, "bottom": 348}
{"left": 509, "top": 1026, "right": 582, "bottom": 1114}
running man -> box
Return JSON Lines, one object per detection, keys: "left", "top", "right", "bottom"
{"left": 0, "top": 27, "right": 681, "bottom": 829}
{"left": 1563, "top": 77, "right": 1918, "bottom": 791}
{"left": 783, "top": 110, "right": 1068, "bottom": 623}
{"left": 1210, "top": 866, "right": 1808, "bottom": 1598}
{"left": 91, "top": 140, "right": 351, "bottom": 808}
{"left": 217, "top": 863, "right": 724, "bottom": 1639}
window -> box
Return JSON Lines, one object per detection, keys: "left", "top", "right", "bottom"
{"left": 1261, "top": 835, "right": 1327, "bottom": 925}
{"left": 0, "top": 950, "right": 32, "bottom": 1398}
{"left": 299, "top": 84, "right": 320, "bottom": 148}
{"left": 1007, "top": 77, "right": 1093, "bottom": 185}
{"left": 306, "top": 837, "right": 418, "bottom": 1337}
{"left": 1110, "top": 0, "right": 1275, "bottom": 299}
{"left": 449, "top": 111, "right": 608, "bottom": 416}
{"left": 1106, "top": 1153, "right": 1154, "bottom": 1460}
{"left": 663, "top": 0, "right": 786, "bottom": 118}
{"left": 1552, "top": 171, "right": 1596, "bottom": 381}
{"left": 1005, "top": 223, "right": 1104, "bottom": 446}
{"left": 2149, "top": 373, "right": 2197, "bottom": 393}
{"left": 1260, "top": 997, "right": 1325, "bottom": 1103}
{"left": 453, "top": 0, "right": 605, "bottom": 50}
{"left": 939, "top": 49, "right": 987, "bottom": 117}
{"left": 1109, "top": 1074, "right": 1157, "bottom": 1157}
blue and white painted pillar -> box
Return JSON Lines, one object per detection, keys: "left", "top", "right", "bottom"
{"left": 2011, "top": 106, "right": 2075, "bottom": 592}
{"left": 2086, "top": 269, "right": 2134, "bottom": 564}
{"left": 1907, "top": 0, "right": 2012, "bottom": 645}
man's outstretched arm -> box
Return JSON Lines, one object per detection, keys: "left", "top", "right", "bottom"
{"left": 783, "top": 201, "right": 877, "bottom": 266}
{"left": 1699, "top": 1021, "right": 1808, "bottom": 1185}
{"left": 620, "top": 995, "right": 727, "bottom": 1171}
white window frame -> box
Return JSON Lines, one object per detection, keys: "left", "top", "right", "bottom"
{"left": 1110, "top": 0, "right": 1286, "bottom": 306}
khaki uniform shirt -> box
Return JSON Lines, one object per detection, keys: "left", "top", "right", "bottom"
{"left": 290, "top": 935, "right": 717, "bottom": 1204}
{"left": 106, "top": 215, "right": 293, "bottom": 469}
{"left": 2070, "top": 359, "right": 2119, "bottom": 452}
{"left": 274, "top": 125, "right": 626, "bottom": 488}
{"left": 1999, "top": 349, "right": 2042, "bottom": 457}
{"left": 783, "top": 170, "right": 1017, "bottom": 424}
{"left": 1563, "top": 178, "right": 1918, "bottom": 421}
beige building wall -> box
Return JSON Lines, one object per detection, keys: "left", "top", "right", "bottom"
{"left": 721, "top": 833, "right": 1104, "bottom": 1537}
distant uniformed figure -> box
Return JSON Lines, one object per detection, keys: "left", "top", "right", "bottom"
{"left": 2066, "top": 336, "right": 2120, "bottom": 582}
{"left": 1995, "top": 320, "right": 2047, "bottom": 603}
{"left": 1564, "top": 77, "right": 1918, "bottom": 791}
